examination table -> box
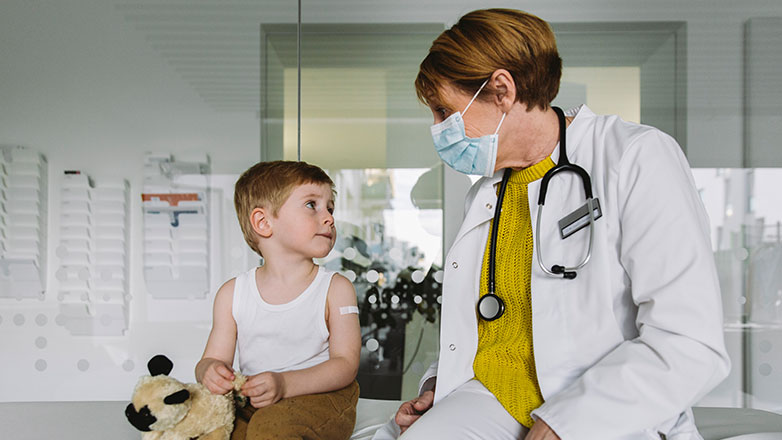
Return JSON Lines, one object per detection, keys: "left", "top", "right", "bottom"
{"left": 1, "top": 399, "right": 780, "bottom": 439}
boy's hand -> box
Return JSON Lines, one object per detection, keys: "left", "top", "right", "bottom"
{"left": 395, "top": 390, "right": 434, "bottom": 433}
{"left": 201, "top": 359, "right": 236, "bottom": 395}
{"left": 242, "top": 372, "right": 286, "bottom": 408}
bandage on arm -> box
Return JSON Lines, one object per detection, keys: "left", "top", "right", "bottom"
{"left": 339, "top": 305, "right": 359, "bottom": 315}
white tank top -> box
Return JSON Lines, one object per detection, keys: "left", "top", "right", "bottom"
{"left": 232, "top": 265, "right": 334, "bottom": 376}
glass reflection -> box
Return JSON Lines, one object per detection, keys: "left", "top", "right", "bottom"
{"left": 315, "top": 168, "right": 442, "bottom": 399}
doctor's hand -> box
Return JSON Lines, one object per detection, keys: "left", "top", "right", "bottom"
{"left": 395, "top": 390, "right": 434, "bottom": 433}
{"left": 527, "top": 418, "right": 561, "bottom": 440}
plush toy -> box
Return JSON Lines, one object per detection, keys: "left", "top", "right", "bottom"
{"left": 125, "top": 354, "right": 246, "bottom": 440}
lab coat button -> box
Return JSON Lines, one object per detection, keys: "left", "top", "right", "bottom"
{"left": 449, "top": 344, "right": 456, "bottom": 351}
{"left": 486, "top": 203, "right": 492, "bottom": 210}
{"left": 452, "top": 261, "right": 458, "bottom": 269}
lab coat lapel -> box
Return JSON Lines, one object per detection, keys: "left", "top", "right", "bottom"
{"left": 448, "top": 172, "right": 504, "bottom": 255}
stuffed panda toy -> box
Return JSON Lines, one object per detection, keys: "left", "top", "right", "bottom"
{"left": 125, "top": 354, "right": 246, "bottom": 440}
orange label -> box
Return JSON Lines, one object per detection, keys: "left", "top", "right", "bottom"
{"left": 141, "top": 193, "right": 200, "bottom": 207}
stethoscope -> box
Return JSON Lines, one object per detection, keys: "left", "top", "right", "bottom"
{"left": 477, "top": 106, "right": 597, "bottom": 322}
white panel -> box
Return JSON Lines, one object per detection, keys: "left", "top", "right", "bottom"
{"left": 745, "top": 17, "right": 782, "bottom": 167}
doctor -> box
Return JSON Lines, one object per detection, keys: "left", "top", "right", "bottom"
{"left": 373, "top": 8, "right": 730, "bottom": 440}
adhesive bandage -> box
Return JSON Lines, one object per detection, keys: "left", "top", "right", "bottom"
{"left": 339, "top": 306, "right": 359, "bottom": 315}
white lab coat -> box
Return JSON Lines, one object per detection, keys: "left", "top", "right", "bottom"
{"left": 419, "top": 105, "right": 730, "bottom": 440}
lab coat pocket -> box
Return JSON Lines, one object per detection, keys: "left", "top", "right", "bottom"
{"left": 645, "top": 428, "right": 702, "bottom": 440}
{"left": 645, "top": 409, "right": 703, "bottom": 440}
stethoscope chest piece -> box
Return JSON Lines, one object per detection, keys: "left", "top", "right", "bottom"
{"left": 477, "top": 293, "right": 505, "bottom": 321}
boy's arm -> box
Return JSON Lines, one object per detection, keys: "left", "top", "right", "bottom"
{"left": 282, "top": 273, "right": 361, "bottom": 396}
{"left": 195, "top": 278, "right": 238, "bottom": 394}
{"left": 242, "top": 273, "right": 360, "bottom": 407}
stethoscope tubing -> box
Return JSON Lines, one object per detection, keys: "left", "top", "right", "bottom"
{"left": 488, "top": 167, "right": 513, "bottom": 296}
{"left": 479, "top": 106, "right": 596, "bottom": 321}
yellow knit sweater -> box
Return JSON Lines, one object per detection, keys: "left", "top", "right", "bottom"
{"left": 473, "top": 157, "right": 555, "bottom": 428}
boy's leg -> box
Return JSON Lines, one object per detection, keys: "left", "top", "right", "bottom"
{"left": 398, "top": 379, "right": 528, "bottom": 440}
{"left": 245, "top": 380, "right": 359, "bottom": 440}
{"left": 201, "top": 426, "right": 231, "bottom": 440}
{"left": 231, "top": 403, "right": 255, "bottom": 440}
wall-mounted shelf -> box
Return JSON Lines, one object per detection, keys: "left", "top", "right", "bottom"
{"left": 56, "top": 171, "right": 130, "bottom": 336}
{"left": 0, "top": 145, "right": 47, "bottom": 299}
{"left": 142, "top": 153, "right": 210, "bottom": 299}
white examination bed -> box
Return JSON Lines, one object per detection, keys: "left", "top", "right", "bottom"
{"left": 1, "top": 399, "right": 780, "bottom": 439}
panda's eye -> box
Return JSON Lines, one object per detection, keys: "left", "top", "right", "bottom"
{"left": 164, "top": 389, "right": 190, "bottom": 404}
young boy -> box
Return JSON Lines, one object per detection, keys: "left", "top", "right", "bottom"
{"left": 196, "top": 160, "right": 361, "bottom": 440}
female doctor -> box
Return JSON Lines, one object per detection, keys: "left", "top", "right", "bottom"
{"left": 372, "top": 8, "right": 730, "bottom": 440}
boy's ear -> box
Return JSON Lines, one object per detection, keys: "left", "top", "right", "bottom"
{"left": 250, "top": 207, "right": 273, "bottom": 238}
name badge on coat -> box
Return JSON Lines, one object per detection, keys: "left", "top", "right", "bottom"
{"left": 558, "top": 198, "right": 602, "bottom": 239}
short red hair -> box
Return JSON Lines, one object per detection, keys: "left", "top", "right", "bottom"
{"left": 415, "top": 8, "right": 561, "bottom": 111}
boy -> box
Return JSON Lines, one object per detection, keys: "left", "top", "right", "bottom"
{"left": 196, "top": 161, "right": 361, "bottom": 440}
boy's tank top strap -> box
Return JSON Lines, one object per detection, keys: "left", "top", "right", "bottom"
{"left": 231, "top": 267, "right": 255, "bottom": 322}
{"left": 315, "top": 268, "right": 337, "bottom": 340}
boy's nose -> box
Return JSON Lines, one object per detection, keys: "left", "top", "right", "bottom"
{"left": 323, "top": 212, "right": 334, "bottom": 226}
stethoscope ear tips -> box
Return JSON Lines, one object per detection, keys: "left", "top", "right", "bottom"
{"left": 551, "top": 265, "right": 577, "bottom": 279}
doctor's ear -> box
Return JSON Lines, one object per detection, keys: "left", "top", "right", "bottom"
{"left": 488, "top": 69, "right": 516, "bottom": 111}
{"left": 250, "top": 207, "right": 273, "bottom": 238}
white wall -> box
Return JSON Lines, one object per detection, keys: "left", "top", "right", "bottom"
{"left": 0, "top": 0, "right": 263, "bottom": 402}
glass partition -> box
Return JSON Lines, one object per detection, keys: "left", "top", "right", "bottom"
{"left": 316, "top": 168, "right": 444, "bottom": 399}
{"left": 289, "top": 0, "right": 782, "bottom": 410}
{"left": 293, "top": 22, "right": 445, "bottom": 399}
{"left": 693, "top": 169, "right": 782, "bottom": 413}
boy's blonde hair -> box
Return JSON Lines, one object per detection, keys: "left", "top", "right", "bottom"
{"left": 234, "top": 160, "right": 334, "bottom": 256}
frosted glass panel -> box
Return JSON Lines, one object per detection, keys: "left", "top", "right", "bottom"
{"left": 694, "top": 169, "right": 782, "bottom": 413}
{"left": 745, "top": 18, "right": 782, "bottom": 167}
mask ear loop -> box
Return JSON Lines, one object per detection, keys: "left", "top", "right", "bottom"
{"left": 464, "top": 79, "right": 507, "bottom": 136}
{"left": 494, "top": 113, "right": 507, "bottom": 134}
{"left": 462, "top": 79, "right": 490, "bottom": 116}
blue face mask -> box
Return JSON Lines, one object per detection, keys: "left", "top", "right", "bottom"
{"left": 430, "top": 79, "right": 507, "bottom": 177}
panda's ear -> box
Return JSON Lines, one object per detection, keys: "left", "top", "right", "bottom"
{"left": 148, "top": 355, "right": 173, "bottom": 376}
{"left": 164, "top": 389, "right": 190, "bottom": 405}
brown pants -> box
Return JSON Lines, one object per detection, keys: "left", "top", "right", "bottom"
{"left": 231, "top": 381, "right": 359, "bottom": 440}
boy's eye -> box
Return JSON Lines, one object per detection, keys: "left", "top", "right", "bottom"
{"left": 305, "top": 201, "right": 316, "bottom": 209}
{"left": 327, "top": 206, "right": 334, "bottom": 215}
